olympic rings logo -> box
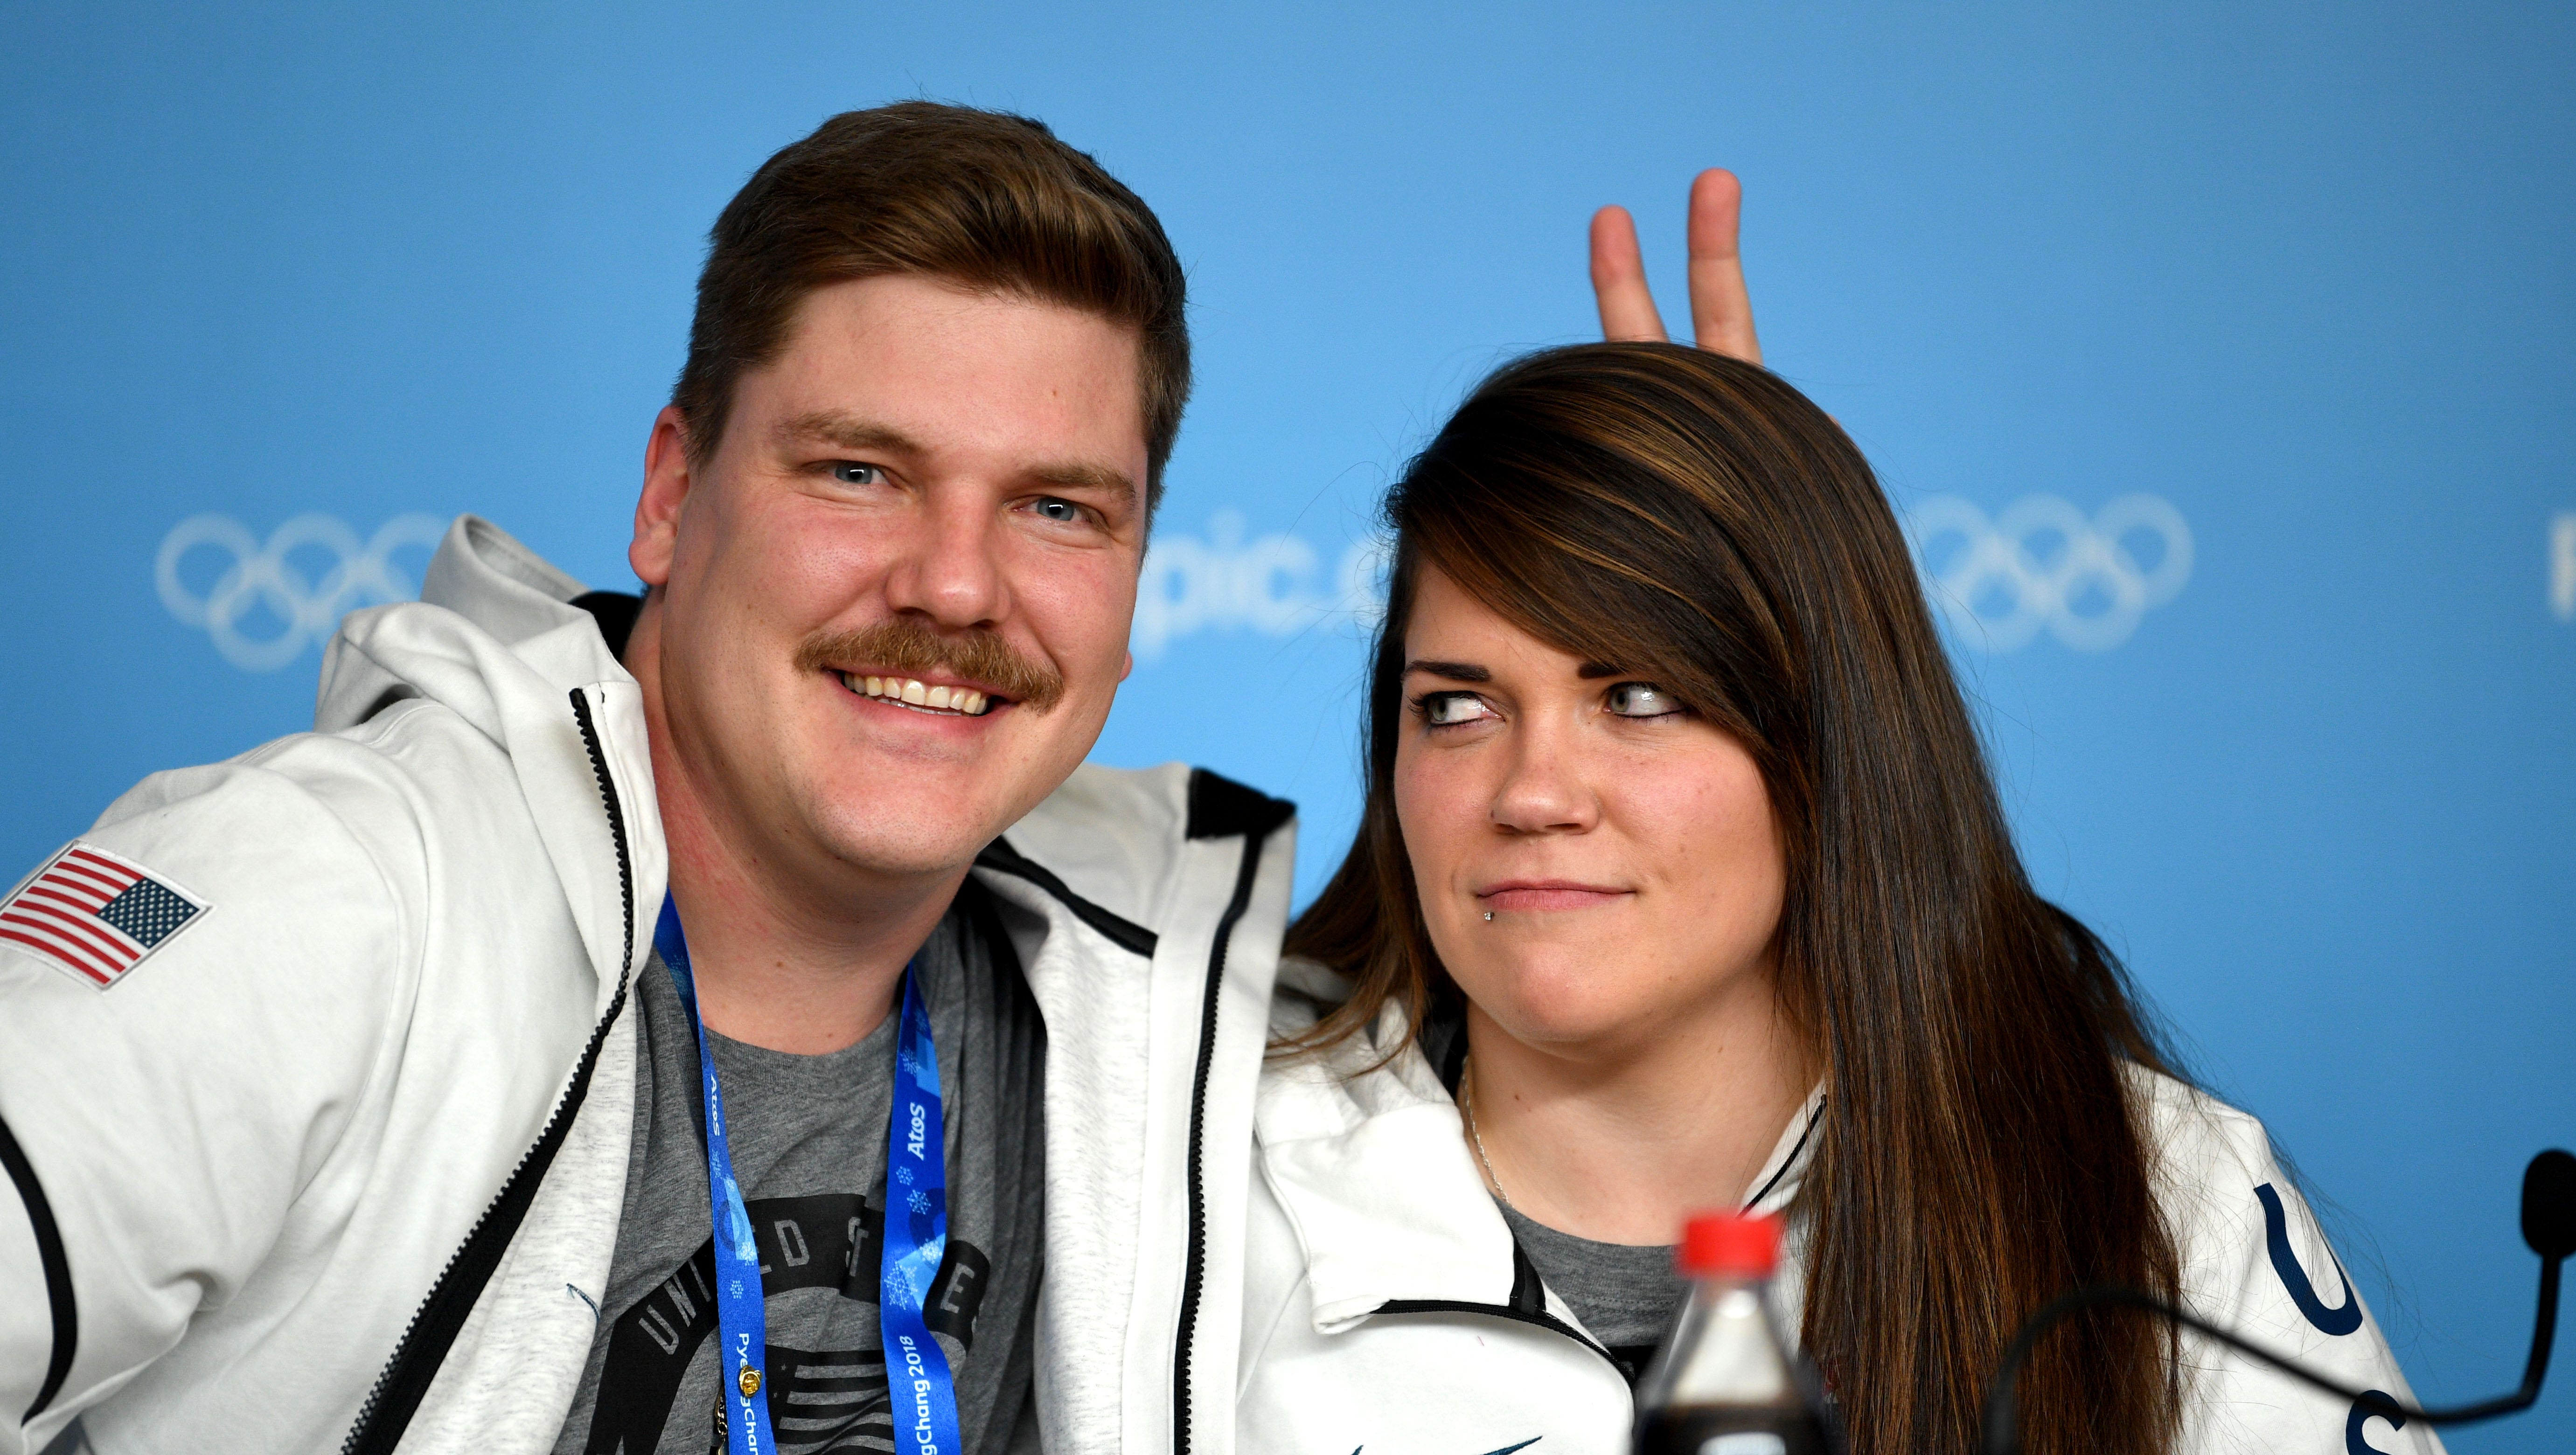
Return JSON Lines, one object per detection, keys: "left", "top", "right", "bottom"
{"left": 1908, "top": 494, "right": 2193, "bottom": 652}
{"left": 157, "top": 513, "right": 449, "bottom": 671}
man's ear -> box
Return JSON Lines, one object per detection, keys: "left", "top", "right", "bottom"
{"left": 630, "top": 405, "right": 696, "bottom": 588}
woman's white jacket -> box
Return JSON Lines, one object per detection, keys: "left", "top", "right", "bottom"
{"left": 0, "top": 516, "right": 1297, "bottom": 1455}
{"left": 1236, "top": 960, "right": 2445, "bottom": 1455}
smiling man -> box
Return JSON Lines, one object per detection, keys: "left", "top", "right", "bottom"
{"left": 0, "top": 105, "right": 1296, "bottom": 1455}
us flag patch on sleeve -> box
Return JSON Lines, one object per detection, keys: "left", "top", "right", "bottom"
{"left": 0, "top": 842, "right": 211, "bottom": 989}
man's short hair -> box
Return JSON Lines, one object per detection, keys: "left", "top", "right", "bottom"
{"left": 674, "top": 101, "right": 1191, "bottom": 507}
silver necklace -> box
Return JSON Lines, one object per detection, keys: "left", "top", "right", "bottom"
{"left": 1459, "top": 1053, "right": 1516, "bottom": 1211}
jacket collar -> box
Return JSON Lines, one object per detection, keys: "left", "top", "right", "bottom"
{"left": 1742, "top": 1084, "right": 1828, "bottom": 1216}
{"left": 1259, "top": 1010, "right": 1516, "bottom": 1330}
{"left": 1257, "top": 977, "right": 1826, "bottom": 1336}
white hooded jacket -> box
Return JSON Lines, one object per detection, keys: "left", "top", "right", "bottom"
{"left": 0, "top": 516, "right": 1293, "bottom": 1455}
{"left": 1234, "top": 959, "right": 2446, "bottom": 1455}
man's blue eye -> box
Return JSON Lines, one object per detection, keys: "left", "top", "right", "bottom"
{"left": 1033, "top": 498, "right": 1080, "bottom": 523}
{"left": 832, "top": 462, "right": 881, "bottom": 485}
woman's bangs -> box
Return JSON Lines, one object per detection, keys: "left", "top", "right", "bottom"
{"left": 1400, "top": 447, "right": 1755, "bottom": 740}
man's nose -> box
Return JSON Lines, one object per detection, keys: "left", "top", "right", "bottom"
{"left": 883, "top": 495, "right": 1009, "bottom": 628}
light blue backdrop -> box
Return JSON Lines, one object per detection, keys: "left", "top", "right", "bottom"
{"left": 3, "top": 3, "right": 2569, "bottom": 1447}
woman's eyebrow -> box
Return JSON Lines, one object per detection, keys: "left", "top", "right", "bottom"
{"left": 1402, "top": 659, "right": 1490, "bottom": 683}
{"left": 1575, "top": 662, "right": 1629, "bottom": 679}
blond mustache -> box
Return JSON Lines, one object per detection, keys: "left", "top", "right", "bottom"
{"left": 794, "top": 619, "right": 1065, "bottom": 713}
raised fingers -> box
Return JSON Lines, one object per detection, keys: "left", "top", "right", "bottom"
{"left": 1685, "top": 168, "right": 1761, "bottom": 364}
{"left": 1589, "top": 205, "right": 1668, "bottom": 342}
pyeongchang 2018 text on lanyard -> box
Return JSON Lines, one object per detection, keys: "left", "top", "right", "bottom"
{"left": 654, "top": 896, "right": 964, "bottom": 1455}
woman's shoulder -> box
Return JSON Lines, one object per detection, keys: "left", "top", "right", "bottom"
{"left": 2122, "top": 1063, "right": 2296, "bottom": 1264}
{"left": 2119, "top": 1065, "right": 2444, "bottom": 1452}
{"left": 2124, "top": 1064, "right": 2280, "bottom": 1192}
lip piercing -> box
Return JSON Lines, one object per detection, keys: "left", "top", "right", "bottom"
{"left": 1483, "top": 911, "right": 1495, "bottom": 922}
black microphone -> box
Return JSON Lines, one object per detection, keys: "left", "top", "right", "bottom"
{"left": 1979, "top": 1148, "right": 2576, "bottom": 1455}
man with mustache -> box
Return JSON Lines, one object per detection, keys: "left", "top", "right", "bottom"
{"left": 0, "top": 104, "right": 1756, "bottom": 1455}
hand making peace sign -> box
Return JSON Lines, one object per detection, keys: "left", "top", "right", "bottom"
{"left": 1588, "top": 167, "right": 1762, "bottom": 365}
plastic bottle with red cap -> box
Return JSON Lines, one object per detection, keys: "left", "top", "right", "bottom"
{"left": 1631, "top": 1212, "right": 1835, "bottom": 1455}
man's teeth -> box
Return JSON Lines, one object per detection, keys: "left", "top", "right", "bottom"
{"left": 843, "top": 673, "right": 990, "bottom": 716}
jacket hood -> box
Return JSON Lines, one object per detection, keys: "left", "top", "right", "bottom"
{"left": 316, "top": 514, "right": 632, "bottom": 736}
{"left": 314, "top": 513, "right": 661, "bottom": 1005}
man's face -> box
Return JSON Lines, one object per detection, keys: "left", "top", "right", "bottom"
{"left": 629, "top": 273, "right": 1147, "bottom": 888}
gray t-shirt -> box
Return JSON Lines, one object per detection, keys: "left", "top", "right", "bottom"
{"left": 552, "top": 882, "right": 1045, "bottom": 1455}
{"left": 1499, "top": 1202, "right": 1682, "bottom": 1386}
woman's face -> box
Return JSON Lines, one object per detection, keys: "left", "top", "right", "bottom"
{"left": 1393, "top": 563, "right": 1787, "bottom": 1053}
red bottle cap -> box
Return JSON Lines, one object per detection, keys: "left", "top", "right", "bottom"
{"left": 1677, "top": 1212, "right": 1781, "bottom": 1277}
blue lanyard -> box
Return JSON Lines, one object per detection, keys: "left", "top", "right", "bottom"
{"left": 654, "top": 895, "right": 963, "bottom": 1455}
{"left": 881, "top": 954, "right": 964, "bottom": 1455}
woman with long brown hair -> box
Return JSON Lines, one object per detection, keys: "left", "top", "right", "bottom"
{"left": 1228, "top": 334, "right": 2437, "bottom": 1455}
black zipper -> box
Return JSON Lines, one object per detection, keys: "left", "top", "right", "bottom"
{"left": 1168, "top": 823, "right": 1274, "bottom": 1455}
{"left": 339, "top": 687, "right": 638, "bottom": 1455}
